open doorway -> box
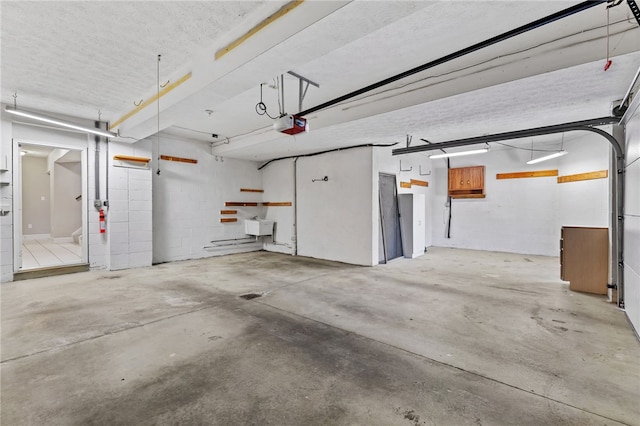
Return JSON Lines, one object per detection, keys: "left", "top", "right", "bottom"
{"left": 17, "top": 143, "right": 87, "bottom": 271}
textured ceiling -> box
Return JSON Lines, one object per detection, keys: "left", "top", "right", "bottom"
{"left": 1, "top": 0, "right": 639, "bottom": 162}
{"left": 1, "top": 0, "right": 265, "bottom": 119}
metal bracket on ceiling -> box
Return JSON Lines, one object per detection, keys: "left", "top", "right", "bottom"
{"left": 287, "top": 71, "right": 319, "bottom": 112}
{"left": 406, "top": 134, "right": 412, "bottom": 148}
{"left": 627, "top": 0, "right": 640, "bottom": 25}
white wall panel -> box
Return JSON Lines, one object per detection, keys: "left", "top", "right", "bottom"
{"left": 624, "top": 112, "right": 640, "bottom": 335}
{"left": 296, "top": 147, "right": 375, "bottom": 266}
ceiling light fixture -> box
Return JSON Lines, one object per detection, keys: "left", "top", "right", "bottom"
{"left": 429, "top": 147, "right": 490, "bottom": 159}
{"left": 4, "top": 106, "right": 117, "bottom": 138}
{"left": 526, "top": 150, "right": 568, "bottom": 164}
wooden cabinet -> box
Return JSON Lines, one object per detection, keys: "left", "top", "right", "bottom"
{"left": 448, "top": 166, "right": 485, "bottom": 198}
{"left": 560, "top": 227, "right": 608, "bottom": 295}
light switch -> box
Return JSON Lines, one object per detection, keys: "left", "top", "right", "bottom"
{"left": 41, "top": 196, "right": 45, "bottom": 201}
{"left": 28, "top": 224, "right": 32, "bottom": 229}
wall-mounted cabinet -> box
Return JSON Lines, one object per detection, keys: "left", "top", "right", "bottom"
{"left": 448, "top": 166, "right": 485, "bottom": 198}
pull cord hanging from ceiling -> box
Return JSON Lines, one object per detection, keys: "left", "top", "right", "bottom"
{"left": 156, "top": 54, "right": 162, "bottom": 176}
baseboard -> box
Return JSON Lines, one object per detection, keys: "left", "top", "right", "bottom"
{"left": 53, "top": 237, "right": 74, "bottom": 243}
{"left": 23, "top": 234, "right": 51, "bottom": 241}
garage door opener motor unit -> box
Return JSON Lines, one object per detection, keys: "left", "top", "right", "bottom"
{"left": 273, "top": 114, "right": 309, "bottom": 135}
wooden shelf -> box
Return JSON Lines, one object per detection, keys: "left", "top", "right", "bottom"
{"left": 450, "top": 193, "right": 486, "bottom": 199}
{"left": 220, "top": 210, "right": 237, "bottom": 215}
{"left": 220, "top": 218, "right": 238, "bottom": 223}
{"left": 400, "top": 181, "right": 411, "bottom": 189}
{"left": 113, "top": 155, "right": 151, "bottom": 163}
{"left": 240, "top": 188, "right": 264, "bottom": 193}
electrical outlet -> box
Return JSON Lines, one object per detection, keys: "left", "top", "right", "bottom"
{"left": 41, "top": 196, "right": 45, "bottom": 201}
{"left": 28, "top": 224, "right": 32, "bottom": 229}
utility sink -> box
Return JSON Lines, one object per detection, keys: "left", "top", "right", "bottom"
{"left": 245, "top": 219, "right": 274, "bottom": 236}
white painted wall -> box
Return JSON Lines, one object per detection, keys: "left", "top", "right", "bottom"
{"left": 431, "top": 132, "right": 610, "bottom": 256}
{"left": 262, "top": 159, "right": 295, "bottom": 255}
{"left": 623, "top": 113, "right": 640, "bottom": 335}
{"left": 152, "top": 136, "right": 264, "bottom": 264}
{"left": 21, "top": 156, "right": 51, "bottom": 235}
{"left": 296, "top": 147, "right": 376, "bottom": 266}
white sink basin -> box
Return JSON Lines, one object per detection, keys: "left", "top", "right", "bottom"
{"left": 245, "top": 219, "right": 274, "bottom": 236}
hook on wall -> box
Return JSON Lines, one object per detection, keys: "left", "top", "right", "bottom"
{"left": 133, "top": 99, "right": 143, "bottom": 106}
{"left": 400, "top": 160, "right": 412, "bottom": 172}
{"left": 312, "top": 176, "right": 329, "bottom": 182}
{"left": 160, "top": 80, "right": 170, "bottom": 88}
{"left": 419, "top": 165, "right": 431, "bottom": 176}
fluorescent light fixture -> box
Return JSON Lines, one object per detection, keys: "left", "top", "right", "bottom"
{"left": 429, "top": 148, "right": 489, "bottom": 159}
{"left": 4, "top": 106, "right": 117, "bottom": 138}
{"left": 526, "top": 150, "right": 567, "bottom": 165}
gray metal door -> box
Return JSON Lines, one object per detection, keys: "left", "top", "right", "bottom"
{"left": 379, "top": 173, "right": 403, "bottom": 263}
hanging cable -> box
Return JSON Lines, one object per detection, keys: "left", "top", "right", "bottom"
{"left": 604, "top": 6, "right": 612, "bottom": 70}
{"left": 156, "top": 54, "right": 162, "bottom": 175}
{"left": 255, "top": 83, "right": 279, "bottom": 119}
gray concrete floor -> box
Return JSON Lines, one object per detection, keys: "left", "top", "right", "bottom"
{"left": 1, "top": 247, "right": 638, "bottom": 425}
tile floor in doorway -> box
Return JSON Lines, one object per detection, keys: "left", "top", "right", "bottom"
{"left": 21, "top": 238, "right": 82, "bottom": 269}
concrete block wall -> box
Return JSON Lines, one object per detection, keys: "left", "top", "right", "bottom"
{"left": 0, "top": 117, "right": 14, "bottom": 282}
{"left": 624, "top": 112, "right": 640, "bottom": 334}
{"left": 108, "top": 140, "right": 153, "bottom": 270}
{"left": 152, "top": 136, "right": 263, "bottom": 264}
{"left": 430, "top": 132, "right": 610, "bottom": 256}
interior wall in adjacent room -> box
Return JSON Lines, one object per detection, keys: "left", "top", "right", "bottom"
{"left": 21, "top": 156, "right": 51, "bottom": 236}
{"left": 296, "top": 147, "right": 376, "bottom": 266}
{"left": 51, "top": 161, "right": 81, "bottom": 239}
{"left": 623, "top": 113, "right": 640, "bottom": 335}
{"left": 431, "top": 132, "right": 610, "bottom": 256}
{"left": 151, "top": 136, "right": 263, "bottom": 264}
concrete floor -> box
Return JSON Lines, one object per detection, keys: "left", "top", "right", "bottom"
{"left": 1, "top": 247, "right": 638, "bottom": 425}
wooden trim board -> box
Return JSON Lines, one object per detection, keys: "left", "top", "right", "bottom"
{"left": 263, "top": 202, "right": 292, "bottom": 207}
{"left": 558, "top": 170, "right": 608, "bottom": 184}
{"left": 220, "top": 218, "right": 238, "bottom": 223}
{"left": 160, "top": 155, "right": 197, "bottom": 164}
{"left": 225, "top": 202, "right": 259, "bottom": 207}
{"left": 410, "top": 179, "right": 428, "bottom": 187}
{"left": 215, "top": 1, "right": 304, "bottom": 60}
{"left": 400, "top": 181, "right": 412, "bottom": 188}
{"left": 496, "top": 170, "right": 558, "bottom": 179}
{"left": 240, "top": 188, "right": 264, "bottom": 193}
{"left": 220, "top": 210, "right": 237, "bottom": 215}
